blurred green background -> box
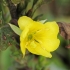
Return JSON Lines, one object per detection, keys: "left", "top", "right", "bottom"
{"left": 0, "top": 0, "right": 70, "bottom": 70}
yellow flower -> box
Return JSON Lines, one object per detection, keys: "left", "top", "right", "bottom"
{"left": 18, "top": 16, "right": 60, "bottom": 58}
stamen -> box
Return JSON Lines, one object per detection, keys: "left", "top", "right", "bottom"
{"left": 34, "top": 39, "right": 39, "bottom": 43}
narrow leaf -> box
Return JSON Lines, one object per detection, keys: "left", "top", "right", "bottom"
{"left": 33, "top": 14, "right": 43, "bottom": 21}
{"left": 40, "top": 19, "right": 47, "bottom": 24}
{"left": 9, "top": 23, "right": 22, "bottom": 35}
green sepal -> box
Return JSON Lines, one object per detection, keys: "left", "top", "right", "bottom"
{"left": 9, "top": 23, "right": 22, "bottom": 36}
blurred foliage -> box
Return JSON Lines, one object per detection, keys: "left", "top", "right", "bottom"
{"left": 1, "top": 47, "right": 13, "bottom": 70}
{"left": 0, "top": 0, "right": 70, "bottom": 70}
{"left": 0, "top": 0, "right": 17, "bottom": 50}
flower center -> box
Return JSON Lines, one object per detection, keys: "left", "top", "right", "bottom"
{"left": 28, "top": 34, "right": 33, "bottom": 40}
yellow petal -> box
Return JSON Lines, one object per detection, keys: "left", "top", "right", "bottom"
{"left": 20, "top": 27, "right": 29, "bottom": 41}
{"left": 20, "top": 28, "right": 29, "bottom": 56}
{"left": 34, "top": 28, "right": 57, "bottom": 43}
{"left": 29, "top": 21, "right": 44, "bottom": 33}
{"left": 18, "top": 16, "right": 33, "bottom": 30}
{"left": 41, "top": 39, "right": 60, "bottom": 52}
{"left": 44, "top": 21, "right": 59, "bottom": 35}
{"left": 34, "top": 22, "right": 59, "bottom": 41}
{"left": 27, "top": 41, "right": 52, "bottom": 58}
{"left": 27, "top": 41, "right": 39, "bottom": 55}
{"left": 20, "top": 41, "right": 26, "bottom": 56}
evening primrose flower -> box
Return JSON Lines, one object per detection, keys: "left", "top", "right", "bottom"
{"left": 18, "top": 16, "right": 60, "bottom": 58}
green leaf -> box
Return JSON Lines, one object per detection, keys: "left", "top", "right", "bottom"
{"left": 33, "top": 14, "right": 43, "bottom": 21}
{"left": 1, "top": 4, "right": 11, "bottom": 23}
{"left": 32, "top": 0, "right": 38, "bottom": 8}
{"left": 0, "top": 0, "right": 11, "bottom": 23}
{"left": 39, "top": 19, "right": 47, "bottom": 24}
{"left": 9, "top": 23, "right": 22, "bottom": 35}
